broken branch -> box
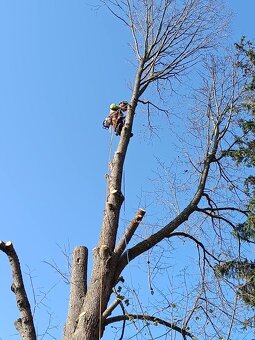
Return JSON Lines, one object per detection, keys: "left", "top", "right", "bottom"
{"left": 114, "top": 208, "right": 146, "bottom": 256}
{"left": 0, "top": 240, "right": 36, "bottom": 340}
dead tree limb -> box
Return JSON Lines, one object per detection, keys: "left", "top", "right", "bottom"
{"left": 114, "top": 208, "right": 146, "bottom": 256}
{"left": 0, "top": 240, "right": 36, "bottom": 340}
{"left": 102, "top": 297, "right": 122, "bottom": 320}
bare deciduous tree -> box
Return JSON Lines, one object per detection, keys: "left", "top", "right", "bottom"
{"left": 1, "top": 1, "right": 254, "bottom": 340}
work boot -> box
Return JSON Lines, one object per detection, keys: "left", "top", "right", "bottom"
{"left": 115, "top": 123, "right": 122, "bottom": 136}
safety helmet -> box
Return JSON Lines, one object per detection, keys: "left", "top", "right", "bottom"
{"left": 110, "top": 103, "right": 119, "bottom": 111}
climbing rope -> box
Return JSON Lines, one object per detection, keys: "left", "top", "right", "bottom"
{"left": 107, "top": 127, "right": 114, "bottom": 171}
{"left": 123, "top": 166, "right": 126, "bottom": 213}
{"left": 98, "top": 263, "right": 103, "bottom": 340}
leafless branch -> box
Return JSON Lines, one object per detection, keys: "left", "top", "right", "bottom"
{"left": 138, "top": 98, "right": 170, "bottom": 114}
{"left": 169, "top": 232, "right": 220, "bottom": 263}
{"left": 105, "top": 313, "right": 194, "bottom": 338}
{"left": 43, "top": 260, "right": 70, "bottom": 284}
{"left": 197, "top": 206, "right": 248, "bottom": 215}
{"left": 115, "top": 148, "right": 216, "bottom": 278}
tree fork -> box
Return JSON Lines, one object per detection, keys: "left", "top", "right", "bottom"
{"left": 70, "top": 246, "right": 118, "bottom": 340}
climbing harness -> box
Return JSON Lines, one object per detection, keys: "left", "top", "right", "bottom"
{"left": 103, "top": 101, "right": 128, "bottom": 134}
{"left": 103, "top": 111, "right": 125, "bottom": 135}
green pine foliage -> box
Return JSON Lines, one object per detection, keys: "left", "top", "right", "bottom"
{"left": 229, "top": 37, "right": 255, "bottom": 168}
{"left": 226, "top": 38, "right": 255, "bottom": 242}
{"left": 216, "top": 38, "right": 255, "bottom": 308}
{"left": 216, "top": 259, "right": 255, "bottom": 306}
{"left": 234, "top": 179, "right": 255, "bottom": 242}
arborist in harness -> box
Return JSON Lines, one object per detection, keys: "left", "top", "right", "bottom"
{"left": 103, "top": 101, "right": 129, "bottom": 136}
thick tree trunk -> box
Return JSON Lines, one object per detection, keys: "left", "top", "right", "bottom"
{"left": 70, "top": 251, "right": 116, "bottom": 339}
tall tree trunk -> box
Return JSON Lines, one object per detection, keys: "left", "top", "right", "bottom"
{"left": 64, "top": 62, "right": 144, "bottom": 340}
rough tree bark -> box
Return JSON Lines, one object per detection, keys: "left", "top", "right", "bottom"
{"left": 0, "top": 241, "right": 36, "bottom": 340}
{"left": 63, "top": 246, "right": 88, "bottom": 339}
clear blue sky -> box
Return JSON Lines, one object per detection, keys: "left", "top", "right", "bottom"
{"left": 0, "top": 1, "right": 254, "bottom": 339}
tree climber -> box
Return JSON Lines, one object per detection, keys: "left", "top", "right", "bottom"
{"left": 103, "top": 101, "right": 128, "bottom": 136}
